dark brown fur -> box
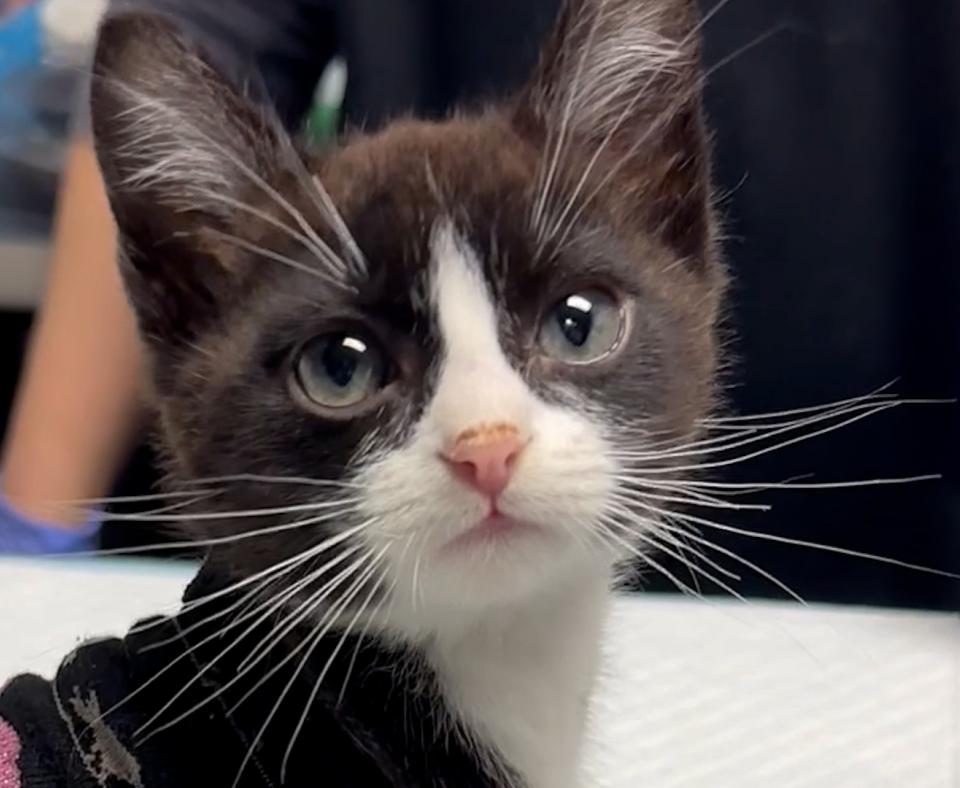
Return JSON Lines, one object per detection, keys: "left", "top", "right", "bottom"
{"left": 91, "top": 0, "right": 724, "bottom": 625}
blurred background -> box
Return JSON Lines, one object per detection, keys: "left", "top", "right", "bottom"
{"left": 0, "top": 0, "right": 957, "bottom": 609}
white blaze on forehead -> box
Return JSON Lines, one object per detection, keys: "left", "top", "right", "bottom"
{"left": 430, "top": 222, "right": 501, "bottom": 360}
{"left": 428, "top": 222, "right": 532, "bottom": 440}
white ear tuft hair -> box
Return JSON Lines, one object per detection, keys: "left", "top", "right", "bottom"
{"left": 520, "top": 0, "right": 713, "bottom": 262}
{"left": 525, "top": 0, "right": 701, "bottom": 141}
{"left": 563, "top": 4, "right": 689, "bottom": 137}
{"left": 92, "top": 13, "right": 286, "bottom": 219}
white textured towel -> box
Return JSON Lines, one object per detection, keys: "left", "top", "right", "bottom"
{"left": 2, "top": 558, "right": 958, "bottom": 787}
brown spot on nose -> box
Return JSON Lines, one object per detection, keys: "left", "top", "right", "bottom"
{"left": 453, "top": 422, "right": 520, "bottom": 448}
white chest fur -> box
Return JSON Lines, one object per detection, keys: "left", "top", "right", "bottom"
{"left": 427, "top": 569, "right": 611, "bottom": 788}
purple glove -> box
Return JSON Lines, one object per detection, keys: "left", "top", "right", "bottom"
{"left": 0, "top": 492, "right": 100, "bottom": 555}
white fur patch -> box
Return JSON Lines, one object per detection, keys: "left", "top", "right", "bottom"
{"left": 426, "top": 223, "right": 534, "bottom": 444}
{"left": 357, "top": 222, "right": 618, "bottom": 787}
{"left": 430, "top": 569, "right": 610, "bottom": 788}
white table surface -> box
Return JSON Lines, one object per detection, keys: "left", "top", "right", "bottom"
{"left": 2, "top": 557, "right": 958, "bottom": 787}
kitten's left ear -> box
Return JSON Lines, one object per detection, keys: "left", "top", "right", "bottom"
{"left": 516, "top": 0, "right": 713, "bottom": 258}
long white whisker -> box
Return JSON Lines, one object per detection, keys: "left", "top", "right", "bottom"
{"left": 309, "top": 174, "right": 369, "bottom": 276}
{"left": 8, "top": 490, "right": 222, "bottom": 526}
{"left": 603, "top": 514, "right": 744, "bottom": 593}
{"left": 597, "top": 524, "right": 702, "bottom": 599}
{"left": 647, "top": 521, "right": 741, "bottom": 582}
{"left": 205, "top": 228, "right": 339, "bottom": 283}
{"left": 139, "top": 530, "right": 368, "bottom": 657}
{"left": 230, "top": 548, "right": 377, "bottom": 678}
{"left": 128, "top": 518, "right": 374, "bottom": 632}
{"left": 604, "top": 512, "right": 818, "bottom": 656}
{"left": 137, "top": 572, "right": 281, "bottom": 655}
{"left": 273, "top": 131, "right": 361, "bottom": 276}
{"left": 615, "top": 402, "right": 904, "bottom": 475}
{"left": 671, "top": 523, "right": 704, "bottom": 594}
{"left": 102, "top": 497, "right": 363, "bottom": 523}
{"left": 613, "top": 486, "right": 770, "bottom": 512}
{"left": 411, "top": 532, "right": 427, "bottom": 613}
{"left": 615, "top": 478, "right": 757, "bottom": 509}
{"left": 195, "top": 193, "right": 334, "bottom": 270}
{"left": 179, "top": 473, "right": 361, "bottom": 490}
{"left": 638, "top": 501, "right": 960, "bottom": 580}
{"left": 89, "top": 534, "right": 367, "bottom": 733}
{"left": 700, "top": 383, "right": 900, "bottom": 425}
{"left": 135, "top": 544, "right": 374, "bottom": 744}
{"left": 230, "top": 552, "right": 386, "bottom": 788}
{"left": 610, "top": 397, "right": 930, "bottom": 462}
{"left": 703, "top": 22, "right": 792, "bottom": 77}
{"left": 656, "top": 518, "right": 808, "bottom": 605}
{"left": 651, "top": 475, "right": 943, "bottom": 493}
{"left": 224, "top": 546, "right": 386, "bottom": 713}
{"left": 70, "top": 503, "right": 362, "bottom": 562}
{"left": 281, "top": 554, "right": 388, "bottom": 780}
{"left": 336, "top": 574, "right": 396, "bottom": 708}
{"left": 115, "top": 492, "right": 222, "bottom": 518}
{"left": 54, "top": 489, "right": 222, "bottom": 507}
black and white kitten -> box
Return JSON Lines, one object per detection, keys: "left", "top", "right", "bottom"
{"left": 90, "top": 0, "right": 723, "bottom": 785}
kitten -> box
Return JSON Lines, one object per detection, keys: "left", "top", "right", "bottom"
{"left": 89, "top": 0, "right": 723, "bottom": 785}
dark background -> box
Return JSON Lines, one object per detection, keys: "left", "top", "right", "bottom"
{"left": 2, "top": 0, "right": 957, "bottom": 609}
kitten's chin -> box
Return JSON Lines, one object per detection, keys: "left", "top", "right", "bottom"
{"left": 398, "top": 518, "right": 608, "bottom": 621}
{"left": 440, "top": 513, "right": 545, "bottom": 554}
{"left": 379, "top": 538, "right": 611, "bottom": 644}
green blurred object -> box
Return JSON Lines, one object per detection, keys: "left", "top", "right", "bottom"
{"left": 305, "top": 56, "right": 346, "bottom": 145}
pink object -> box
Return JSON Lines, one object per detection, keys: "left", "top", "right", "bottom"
{"left": 442, "top": 425, "right": 527, "bottom": 498}
{"left": 0, "top": 717, "right": 22, "bottom": 788}
{"left": 2, "top": 0, "right": 36, "bottom": 16}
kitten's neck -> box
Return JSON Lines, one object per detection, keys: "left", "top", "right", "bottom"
{"left": 426, "top": 566, "right": 612, "bottom": 788}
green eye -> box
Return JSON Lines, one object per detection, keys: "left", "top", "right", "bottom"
{"left": 539, "top": 290, "right": 625, "bottom": 364}
{"left": 295, "top": 332, "right": 387, "bottom": 409}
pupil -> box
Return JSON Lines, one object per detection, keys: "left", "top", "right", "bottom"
{"left": 557, "top": 302, "right": 592, "bottom": 347}
{"left": 322, "top": 337, "right": 363, "bottom": 387}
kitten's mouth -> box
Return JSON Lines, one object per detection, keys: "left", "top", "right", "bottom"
{"left": 442, "top": 511, "right": 542, "bottom": 553}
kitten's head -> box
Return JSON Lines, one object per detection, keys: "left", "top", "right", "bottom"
{"left": 91, "top": 0, "right": 724, "bottom": 629}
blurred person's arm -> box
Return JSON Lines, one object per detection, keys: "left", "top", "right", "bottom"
{"left": 0, "top": 0, "right": 335, "bottom": 552}
{"left": 1, "top": 136, "right": 144, "bottom": 530}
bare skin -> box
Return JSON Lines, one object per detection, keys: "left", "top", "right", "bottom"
{"left": 1, "top": 138, "right": 144, "bottom": 526}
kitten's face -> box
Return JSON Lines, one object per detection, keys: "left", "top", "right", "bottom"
{"left": 91, "top": 0, "right": 723, "bottom": 627}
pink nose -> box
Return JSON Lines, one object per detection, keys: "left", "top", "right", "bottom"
{"left": 442, "top": 423, "right": 527, "bottom": 498}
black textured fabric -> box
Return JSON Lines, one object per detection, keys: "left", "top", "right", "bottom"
{"left": 0, "top": 673, "right": 84, "bottom": 787}
{"left": 0, "top": 567, "right": 510, "bottom": 787}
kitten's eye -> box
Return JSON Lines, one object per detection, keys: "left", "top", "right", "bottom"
{"left": 539, "top": 290, "right": 624, "bottom": 364}
{"left": 295, "top": 333, "right": 387, "bottom": 409}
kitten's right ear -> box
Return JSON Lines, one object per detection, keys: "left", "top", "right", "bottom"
{"left": 91, "top": 13, "right": 291, "bottom": 347}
